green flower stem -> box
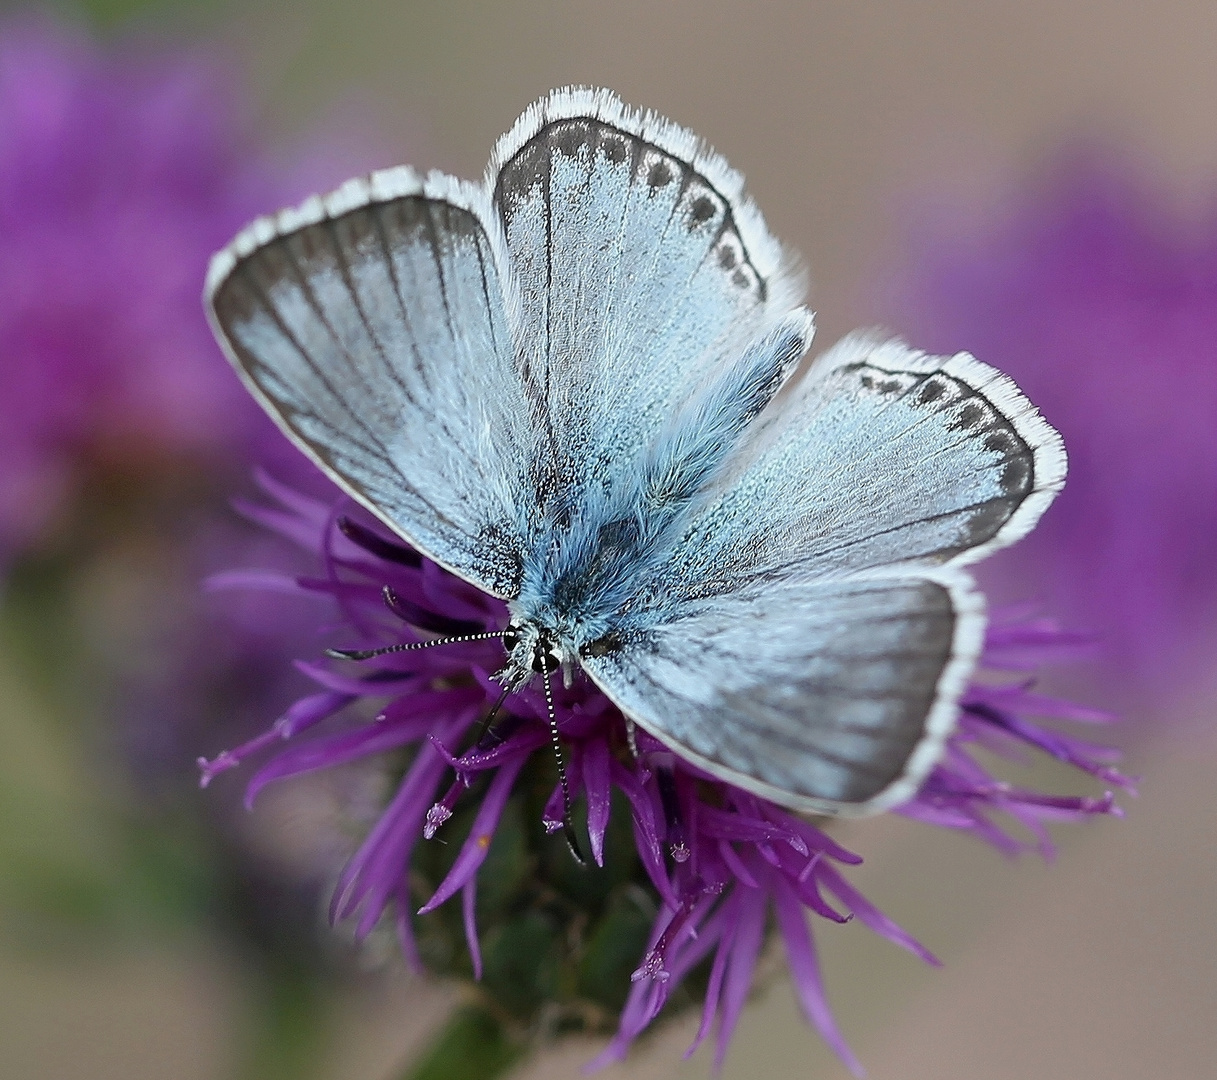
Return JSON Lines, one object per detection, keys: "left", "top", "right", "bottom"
{"left": 400, "top": 1004, "right": 527, "bottom": 1080}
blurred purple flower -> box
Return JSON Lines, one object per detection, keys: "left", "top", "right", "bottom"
{"left": 0, "top": 17, "right": 380, "bottom": 564}
{"left": 884, "top": 152, "right": 1217, "bottom": 692}
{"left": 201, "top": 477, "right": 1130, "bottom": 1072}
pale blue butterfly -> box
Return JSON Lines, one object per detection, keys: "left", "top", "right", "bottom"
{"left": 205, "top": 87, "right": 1065, "bottom": 823}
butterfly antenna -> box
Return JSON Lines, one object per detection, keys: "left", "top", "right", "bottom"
{"left": 326, "top": 630, "right": 505, "bottom": 661}
{"left": 542, "top": 663, "right": 585, "bottom": 866}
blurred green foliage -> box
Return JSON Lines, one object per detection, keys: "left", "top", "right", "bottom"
{"left": 0, "top": 462, "right": 340, "bottom": 1080}
{"left": 0, "top": 559, "right": 207, "bottom": 945}
{"left": 41, "top": 0, "right": 230, "bottom": 31}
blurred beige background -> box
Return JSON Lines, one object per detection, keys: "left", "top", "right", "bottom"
{"left": 4, "top": 1, "right": 1216, "bottom": 1077}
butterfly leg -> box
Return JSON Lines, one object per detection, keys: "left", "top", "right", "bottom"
{"left": 624, "top": 717, "right": 641, "bottom": 761}
{"left": 471, "top": 684, "right": 513, "bottom": 750}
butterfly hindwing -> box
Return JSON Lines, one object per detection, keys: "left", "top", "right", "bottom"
{"left": 206, "top": 172, "right": 542, "bottom": 598}
{"left": 580, "top": 571, "right": 981, "bottom": 815}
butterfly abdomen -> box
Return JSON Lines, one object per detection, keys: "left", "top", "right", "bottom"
{"left": 641, "top": 310, "right": 813, "bottom": 510}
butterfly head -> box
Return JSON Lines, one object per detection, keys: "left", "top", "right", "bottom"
{"left": 501, "top": 620, "right": 569, "bottom": 688}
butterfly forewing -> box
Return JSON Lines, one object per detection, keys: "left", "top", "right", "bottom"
{"left": 207, "top": 176, "right": 540, "bottom": 598}
{"left": 660, "top": 335, "right": 1066, "bottom": 598}
{"left": 489, "top": 89, "right": 805, "bottom": 495}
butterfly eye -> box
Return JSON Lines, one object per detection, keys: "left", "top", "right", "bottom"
{"left": 502, "top": 623, "right": 559, "bottom": 672}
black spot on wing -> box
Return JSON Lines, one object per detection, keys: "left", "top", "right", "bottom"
{"left": 917, "top": 377, "right": 946, "bottom": 405}
{"left": 553, "top": 119, "right": 592, "bottom": 157}
{"left": 959, "top": 494, "right": 1024, "bottom": 547}
{"left": 847, "top": 361, "right": 1037, "bottom": 501}
{"left": 496, "top": 140, "right": 550, "bottom": 212}
{"left": 855, "top": 368, "right": 917, "bottom": 397}
{"left": 948, "top": 398, "right": 989, "bottom": 433}
{"left": 689, "top": 194, "right": 716, "bottom": 224}
{"left": 647, "top": 159, "right": 674, "bottom": 188}
{"left": 601, "top": 136, "right": 628, "bottom": 164}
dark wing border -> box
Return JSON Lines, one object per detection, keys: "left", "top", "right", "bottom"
{"left": 483, "top": 85, "right": 804, "bottom": 310}
{"left": 809, "top": 333, "right": 1069, "bottom": 570}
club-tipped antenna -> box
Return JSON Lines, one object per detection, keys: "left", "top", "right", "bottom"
{"left": 326, "top": 630, "right": 505, "bottom": 662}
{"left": 542, "top": 662, "right": 585, "bottom": 866}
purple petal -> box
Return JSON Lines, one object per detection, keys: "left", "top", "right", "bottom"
{"left": 204, "top": 569, "right": 305, "bottom": 595}
{"left": 758, "top": 804, "right": 863, "bottom": 865}
{"left": 818, "top": 863, "right": 940, "bottom": 966}
{"left": 590, "top": 896, "right": 714, "bottom": 1072}
{"left": 444, "top": 726, "right": 550, "bottom": 773}
{"left": 774, "top": 875, "right": 864, "bottom": 1076}
{"left": 966, "top": 684, "right": 1116, "bottom": 724}
{"left": 716, "top": 840, "right": 759, "bottom": 889}
{"left": 233, "top": 497, "right": 325, "bottom": 551}
{"left": 293, "top": 659, "right": 418, "bottom": 696}
{"left": 696, "top": 803, "right": 808, "bottom": 848}
{"left": 418, "top": 752, "right": 529, "bottom": 914}
{"left": 244, "top": 720, "right": 422, "bottom": 806}
{"left": 788, "top": 857, "right": 852, "bottom": 925}
{"left": 612, "top": 761, "right": 678, "bottom": 908}
{"left": 979, "top": 706, "right": 1135, "bottom": 787}
{"left": 394, "top": 876, "right": 424, "bottom": 974}
{"left": 198, "top": 691, "right": 353, "bottom": 789}
{"left": 714, "top": 884, "right": 768, "bottom": 1071}
{"left": 602, "top": 893, "right": 705, "bottom": 1060}
{"left": 541, "top": 748, "right": 584, "bottom": 834}
{"left": 667, "top": 893, "right": 730, "bottom": 984}
{"left": 687, "top": 900, "right": 734, "bottom": 1058}
{"left": 376, "top": 686, "right": 486, "bottom": 725}
{"left": 277, "top": 690, "right": 354, "bottom": 738}
{"left": 329, "top": 713, "right": 465, "bottom": 925}
{"left": 253, "top": 468, "right": 332, "bottom": 526}
{"left": 583, "top": 737, "right": 612, "bottom": 867}
{"left": 463, "top": 879, "right": 483, "bottom": 980}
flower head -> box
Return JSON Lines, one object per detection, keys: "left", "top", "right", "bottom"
{"left": 884, "top": 150, "right": 1217, "bottom": 691}
{"left": 202, "top": 476, "right": 1131, "bottom": 1071}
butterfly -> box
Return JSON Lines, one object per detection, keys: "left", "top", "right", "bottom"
{"left": 205, "top": 87, "right": 1065, "bottom": 821}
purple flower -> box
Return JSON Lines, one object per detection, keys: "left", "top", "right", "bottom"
{"left": 201, "top": 476, "right": 1131, "bottom": 1072}
{"left": 0, "top": 17, "right": 378, "bottom": 565}
{"left": 883, "top": 150, "right": 1217, "bottom": 692}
